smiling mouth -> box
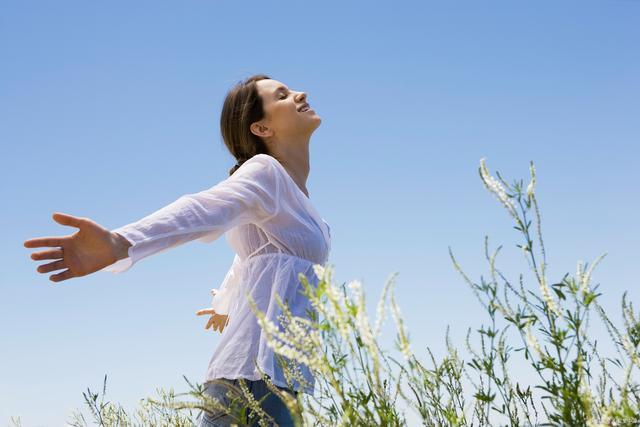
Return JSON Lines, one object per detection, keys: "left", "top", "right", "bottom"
{"left": 298, "top": 103, "right": 312, "bottom": 112}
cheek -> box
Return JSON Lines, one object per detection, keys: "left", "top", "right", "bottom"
{"left": 273, "top": 104, "right": 300, "bottom": 126}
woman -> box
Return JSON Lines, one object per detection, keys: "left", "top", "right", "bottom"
{"left": 23, "top": 74, "right": 331, "bottom": 426}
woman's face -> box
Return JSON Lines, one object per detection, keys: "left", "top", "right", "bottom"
{"left": 251, "top": 79, "right": 321, "bottom": 143}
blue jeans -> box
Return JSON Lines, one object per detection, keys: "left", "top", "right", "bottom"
{"left": 195, "top": 377, "right": 298, "bottom": 426}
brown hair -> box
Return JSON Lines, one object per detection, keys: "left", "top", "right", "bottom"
{"left": 220, "top": 73, "right": 273, "bottom": 176}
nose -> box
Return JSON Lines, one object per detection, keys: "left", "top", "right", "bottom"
{"left": 295, "top": 91, "right": 307, "bottom": 103}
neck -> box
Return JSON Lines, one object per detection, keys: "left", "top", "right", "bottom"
{"left": 271, "top": 139, "right": 311, "bottom": 197}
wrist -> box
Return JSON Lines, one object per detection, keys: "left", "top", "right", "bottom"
{"left": 110, "top": 231, "right": 132, "bottom": 262}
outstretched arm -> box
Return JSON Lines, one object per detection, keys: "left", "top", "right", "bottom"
{"left": 24, "top": 154, "right": 281, "bottom": 282}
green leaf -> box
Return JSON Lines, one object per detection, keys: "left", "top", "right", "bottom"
{"left": 552, "top": 287, "right": 566, "bottom": 301}
{"left": 474, "top": 392, "right": 496, "bottom": 403}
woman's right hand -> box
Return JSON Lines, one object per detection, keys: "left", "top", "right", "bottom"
{"left": 24, "top": 212, "right": 131, "bottom": 283}
{"left": 196, "top": 308, "right": 230, "bottom": 333}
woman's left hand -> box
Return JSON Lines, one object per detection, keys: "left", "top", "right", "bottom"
{"left": 196, "top": 308, "right": 230, "bottom": 333}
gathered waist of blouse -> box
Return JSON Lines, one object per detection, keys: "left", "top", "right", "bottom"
{"left": 238, "top": 235, "right": 328, "bottom": 266}
{"left": 209, "top": 249, "right": 324, "bottom": 317}
{"left": 244, "top": 251, "right": 321, "bottom": 265}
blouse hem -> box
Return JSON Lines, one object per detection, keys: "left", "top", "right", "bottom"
{"left": 205, "top": 370, "right": 315, "bottom": 395}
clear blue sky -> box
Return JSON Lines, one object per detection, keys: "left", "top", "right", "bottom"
{"left": 2, "top": 0, "right": 639, "bottom": 425}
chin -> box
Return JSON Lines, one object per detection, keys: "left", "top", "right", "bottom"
{"left": 310, "top": 116, "right": 322, "bottom": 131}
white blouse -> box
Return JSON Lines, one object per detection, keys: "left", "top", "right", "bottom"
{"left": 99, "top": 153, "right": 331, "bottom": 394}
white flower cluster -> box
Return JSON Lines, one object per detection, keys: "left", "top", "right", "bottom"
{"left": 373, "top": 274, "right": 397, "bottom": 338}
{"left": 322, "top": 274, "right": 350, "bottom": 342}
{"left": 389, "top": 294, "right": 412, "bottom": 361}
{"left": 314, "top": 263, "right": 333, "bottom": 284}
{"left": 236, "top": 378, "right": 272, "bottom": 425}
{"left": 539, "top": 275, "right": 562, "bottom": 318}
{"left": 349, "top": 280, "right": 376, "bottom": 350}
{"left": 245, "top": 280, "right": 333, "bottom": 380}
{"left": 525, "top": 326, "right": 544, "bottom": 359}
{"left": 253, "top": 306, "right": 323, "bottom": 372}
{"left": 526, "top": 162, "right": 536, "bottom": 200}
{"left": 578, "top": 370, "right": 596, "bottom": 426}
{"left": 479, "top": 158, "right": 518, "bottom": 219}
{"left": 347, "top": 279, "right": 362, "bottom": 294}
{"left": 576, "top": 254, "right": 607, "bottom": 299}
{"left": 347, "top": 278, "right": 382, "bottom": 382}
{"left": 576, "top": 260, "right": 587, "bottom": 294}
{"left": 279, "top": 354, "right": 309, "bottom": 392}
{"left": 621, "top": 335, "right": 640, "bottom": 366}
{"left": 313, "top": 264, "right": 325, "bottom": 281}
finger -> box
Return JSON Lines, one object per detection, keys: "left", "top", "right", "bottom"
{"left": 52, "top": 212, "right": 87, "bottom": 228}
{"left": 37, "top": 260, "right": 68, "bottom": 274}
{"left": 211, "top": 319, "right": 219, "bottom": 331}
{"left": 31, "top": 248, "right": 64, "bottom": 261}
{"left": 196, "top": 309, "right": 216, "bottom": 316}
{"left": 205, "top": 316, "right": 215, "bottom": 330}
{"left": 49, "top": 269, "right": 75, "bottom": 283}
{"left": 216, "top": 316, "right": 227, "bottom": 332}
{"left": 24, "top": 237, "right": 67, "bottom": 248}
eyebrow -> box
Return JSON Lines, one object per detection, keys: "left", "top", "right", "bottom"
{"left": 273, "top": 85, "right": 289, "bottom": 95}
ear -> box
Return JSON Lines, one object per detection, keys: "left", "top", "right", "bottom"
{"left": 250, "top": 121, "right": 274, "bottom": 138}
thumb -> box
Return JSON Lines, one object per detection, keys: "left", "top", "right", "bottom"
{"left": 52, "top": 212, "right": 86, "bottom": 228}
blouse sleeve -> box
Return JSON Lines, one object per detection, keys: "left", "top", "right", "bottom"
{"left": 99, "top": 154, "right": 281, "bottom": 274}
